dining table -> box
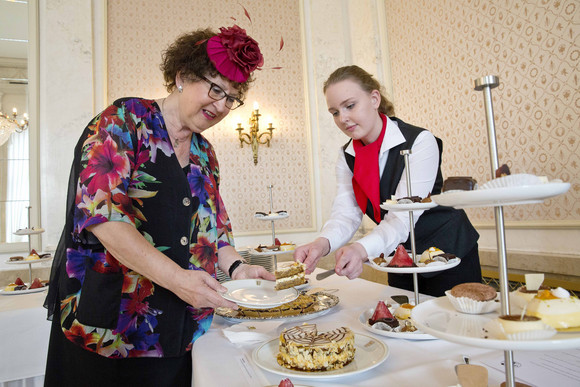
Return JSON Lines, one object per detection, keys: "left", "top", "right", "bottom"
{"left": 193, "top": 268, "right": 573, "bottom": 387}
{"left": 1, "top": 268, "right": 576, "bottom": 387}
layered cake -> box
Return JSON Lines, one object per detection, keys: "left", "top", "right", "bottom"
{"left": 526, "top": 288, "right": 580, "bottom": 330}
{"left": 237, "top": 294, "right": 315, "bottom": 318}
{"left": 277, "top": 324, "right": 355, "bottom": 371}
{"left": 442, "top": 176, "right": 478, "bottom": 192}
{"left": 275, "top": 262, "right": 306, "bottom": 290}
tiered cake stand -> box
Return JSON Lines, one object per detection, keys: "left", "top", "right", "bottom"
{"left": 249, "top": 185, "right": 290, "bottom": 270}
{"left": 412, "top": 76, "right": 573, "bottom": 387}
{"left": 375, "top": 151, "right": 461, "bottom": 306}
{"left": 8, "top": 206, "right": 51, "bottom": 286}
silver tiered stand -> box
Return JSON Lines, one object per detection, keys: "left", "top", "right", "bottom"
{"left": 11, "top": 206, "right": 47, "bottom": 284}
{"left": 250, "top": 185, "right": 289, "bottom": 271}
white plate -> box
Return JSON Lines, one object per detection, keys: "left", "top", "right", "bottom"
{"left": 411, "top": 296, "right": 580, "bottom": 350}
{"left": 431, "top": 181, "right": 570, "bottom": 209}
{"left": 221, "top": 279, "right": 299, "bottom": 309}
{"left": 249, "top": 249, "right": 294, "bottom": 256}
{"left": 5, "top": 256, "right": 52, "bottom": 265}
{"left": 368, "top": 254, "right": 461, "bottom": 274}
{"left": 255, "top": 213, "right": 289, "bottom": 221}
{"left": 13, "top": 227, "right": 45, "bottom": 235}
{"left": 358, "top": 308, "right": 435, "bottom": 340}
{"left": 252, "top": 333, "right": 389, "bottom": 380}
{"left": 379, "top": 201, "right": 437, "bottom": 212}
{"left": 0, "top": 285, "right": 48, "bottom": 295}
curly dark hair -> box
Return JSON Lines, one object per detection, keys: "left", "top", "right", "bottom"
{"left": 323, "top": 65, "right": 395, "bottom": 116}
{"left": 160, "top": 28, "right": 254, "bottom": 99}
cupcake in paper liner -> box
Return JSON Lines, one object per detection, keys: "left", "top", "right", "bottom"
{"left": 445, "top": 283, "right": 498, "bottom": 314}
{"left": 484, "top": 315, "right": 556, "bottom": 341}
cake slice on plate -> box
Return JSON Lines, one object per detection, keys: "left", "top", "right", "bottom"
{"left": 275, "top": 262, "right": 306, "bottom": 290}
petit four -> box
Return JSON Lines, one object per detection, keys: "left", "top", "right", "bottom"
{"left": 442, "top": 176, "right": 478, "bottom": 192}
{"left": 387, "top": 245, "right": 417, "bottom": 268}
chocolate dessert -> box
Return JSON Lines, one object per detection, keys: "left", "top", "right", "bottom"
{"left": 442, "top": 176, "right": 478, "bottom": 192}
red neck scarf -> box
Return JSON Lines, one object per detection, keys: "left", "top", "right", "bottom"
{"left": 352, "top": 114, "right": 387, "bottom": 223}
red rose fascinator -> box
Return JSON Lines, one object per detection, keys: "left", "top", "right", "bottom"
{"left": 207, "top": 25, "right": 264, "bottom": 83}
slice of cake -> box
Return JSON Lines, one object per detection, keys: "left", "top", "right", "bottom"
{"left": 526, "top": 288, "right": 580, "bottom": 330}
{"left": 275, "top": 262, "right": 306, "bottom": 290}
{"left": 277, "top": 323, "right": 355, "bottom": 371}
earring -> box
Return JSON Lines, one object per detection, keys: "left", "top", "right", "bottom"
{"left": 177, "top": 85, "right": 183, "bottom": 93}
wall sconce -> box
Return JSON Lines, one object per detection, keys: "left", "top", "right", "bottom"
{"left": 235, "top": 102, "right": 274, "bottom": 165}
{"left": 0, "top": 108, "right": 29, "bottom": 146}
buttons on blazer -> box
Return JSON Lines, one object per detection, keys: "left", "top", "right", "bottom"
{"left": 183, "top": 197, "right": 191, "bottom": 206}
{"left": 180, "top": 236, "right": 188, "bottom": 246}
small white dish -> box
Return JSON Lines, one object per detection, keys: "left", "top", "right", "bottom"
{"left": 220, "top": 279, "right": 299, "bottom": 309}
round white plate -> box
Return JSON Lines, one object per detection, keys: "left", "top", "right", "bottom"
{"left": 379, "top": 201, "right": 437, "bottom": 212}
{"left": 368, "top": 255, "right": 461, "bottom": 274}
{"left": 252, "top": 333, "right": 389, "bottom": 380}
{"left": 411, "top": 296, "right": 580, "bottom": 351}
{"left": 13, "top": 227, "right": 45, "bottom": 235}
{"left": 249, "top": 248, "right": 294, "bottom": 256}
{"left": 254, "top": 213, "right": 289, "bottom": 221}
{"left": 358, "top": 308, "right": 435, "bottom": 340}
{"left": 221, "top": 279, "right": 299, "bottom": 309}
{"left": 0, "top": 285, "right": 48, "bottom": 296}
{"left": 5, "top": 256, "right": 52, "bottom": 265}
{"left": 431, "top": 181, "right": 570, "bottom": 209}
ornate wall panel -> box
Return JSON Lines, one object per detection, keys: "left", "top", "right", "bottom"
{"left": 107, "top": 0, "right": 312, "bottom": 235}
{"left": 384, "top": 0, "right": 579, "bottom": 223}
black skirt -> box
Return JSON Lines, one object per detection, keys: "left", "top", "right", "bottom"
{"left": 44, "top": 312, "right": 192, "bottom": 387}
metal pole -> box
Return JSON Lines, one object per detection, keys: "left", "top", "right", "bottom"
{"left": 474, "top": 75, "right": 515, "bottom": 387}
{"left": 400, "top": 150, "right": 419, "bottom": 305}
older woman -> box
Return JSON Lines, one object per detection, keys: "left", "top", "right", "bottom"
{"left": 44, "top": 26, "right": 273, "bottom": 386}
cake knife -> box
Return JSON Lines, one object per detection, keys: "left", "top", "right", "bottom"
{"left": 315, "top": 268, "right": 336, "bottom": 281}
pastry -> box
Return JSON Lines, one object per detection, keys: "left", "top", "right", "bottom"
{"left": 277, "top": 324, "right": 355, "bottom": 371}
{"left": 25, "top": 249, "right": 40, "bottom": 261}
{"left": 9, "top": 256, "right": 24, "bottom": 262}
{"left": 368, "top": 301, "right": 399, "bottom": 328}
{"left": 278, "top": 243, "right": 296, "bottom": 251}
{"left": 498, "top": 314, "right": 545, "bottom": 335}
{"left": 397, "top": 196, "right": 422, "bottom": 204}
{"left": 274, "top": 262, "right": 306, "bottom": 290}
{"left": 449, "top": 283, "right": 497, "bottom": 301}
{"left": 442, "top": 176, "right": 478, "bottom": 192}
{"left": 526, "top": 288, "right": 580, "bottom": 330}
{"left": 394, "top": 303, "right": 415, "bottom": 320}
{"left": 495, "top": 164, "right": 511, "bottom": 177}
{"left": 446, "top": 283, "right": 498, "bottom": 314}
{"left": 278, "top": 379, "right": 294, "bottom": 387}
{"left": 387, "top": 245, "right": 417, "bottom": 267}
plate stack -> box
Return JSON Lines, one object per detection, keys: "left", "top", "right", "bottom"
{"left": 216, "top": 249, "right": 275, "bottom": 283}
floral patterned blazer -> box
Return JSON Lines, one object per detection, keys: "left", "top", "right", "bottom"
{"left": 56, "top": 97, "right": 234, "bottom": 358}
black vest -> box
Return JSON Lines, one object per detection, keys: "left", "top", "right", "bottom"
{"left": 343, "top": 117, "right": 478, "bottom": 257}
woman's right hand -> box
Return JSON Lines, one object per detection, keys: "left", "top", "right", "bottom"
{"left": 171, "top": 268, "right": 239, "bottom": 310}
{"left": 294, "top": 237, "right": 331, "bottom": 274}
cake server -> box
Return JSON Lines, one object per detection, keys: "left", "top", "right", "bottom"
{"left": 315, "top": 268, "right": 336, "bottom": 281}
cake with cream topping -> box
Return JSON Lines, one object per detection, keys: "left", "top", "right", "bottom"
{"left": 277, "top": 323, "right": 355, "bottom": 371}
{"left": 275, "top": 262, "right": 306, "bottom": 290}
{"left": 526, "top": 288, "right": 580, "bottom": 330}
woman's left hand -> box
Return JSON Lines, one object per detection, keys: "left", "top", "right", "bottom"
{"left": 334, "top": 243, "right": 367, "bottom": 279}
{"left": 231, "top": 263, "right": 276, "bottom": 281}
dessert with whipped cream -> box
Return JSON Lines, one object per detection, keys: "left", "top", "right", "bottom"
{"left": 277, "top": 324, "right": 355, "bottom": 371}
{"left": 275, "top": 262, "right": 306, "bottom": 290}
{"left": 510, "top": 273, "right": 550, "bottom": 309}
{"left": 526, "top": 287, "right": 580, "bottom": 330}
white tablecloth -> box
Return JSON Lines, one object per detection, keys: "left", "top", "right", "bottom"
{"left": 1, "top": 270, "right": 569, "bottom": 387}
{"left": 0, "top": 291, "right": 50, "bottom": 387}
{"left": 192, "top": 269, "right": 544, "bottom": 387}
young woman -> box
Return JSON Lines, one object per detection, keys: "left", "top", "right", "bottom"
{"left": 294, "top": 65, "right": 481, "bottom": 297}
{"left": 44, "top": 26, "right": 273, "bottom": 386}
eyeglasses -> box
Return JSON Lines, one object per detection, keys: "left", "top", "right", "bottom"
{"left": 198, "top": 76, "right": 244, "bottom": 110}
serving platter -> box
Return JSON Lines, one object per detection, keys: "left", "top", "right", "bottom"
{"left": 221, "top": 279, "right": 299, "bottom": 309}
{"left": 411, "top": 295, "right": 580, "bottom": 351}
{"left": 252, "top": 333, "right": 389, "bottom": 380}
{"left": 431, "top": 181, "right": 570, "bottom": 209}
{"left": 0, "top": 285, "right": 48, "bottom": 296}
{"left": 368, "top": 254, "right": 461, "bottom": 274}
{"left": 216, "top": 292, "right": 338, "bottom": 323}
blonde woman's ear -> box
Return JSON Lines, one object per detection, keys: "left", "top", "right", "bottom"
{"left": 370, "top": 89, "right": 381, "bottom": 109}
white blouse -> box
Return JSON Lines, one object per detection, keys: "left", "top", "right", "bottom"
{"left": 318, "top": 117, "right": 440, "bottom": 259}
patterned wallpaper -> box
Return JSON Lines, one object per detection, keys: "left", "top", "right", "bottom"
{"left": 385, "top": 0, "right": 579, "bottom": 223}
{"left": 107, "top": 0, "right": 313, "bottom": 235}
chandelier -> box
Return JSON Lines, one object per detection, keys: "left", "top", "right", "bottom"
{"left": 0, "top": 108, "right": 28, "bottom": 146}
